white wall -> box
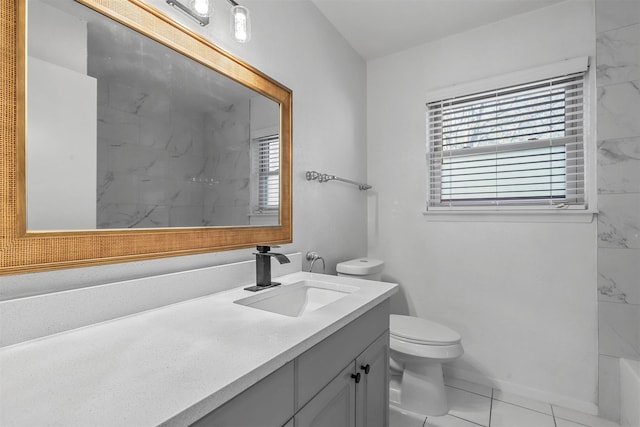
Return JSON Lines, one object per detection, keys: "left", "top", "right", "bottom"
{"left": 367, "top": 0, "right": 599, "bottom": 412}
{"left": 27, "top": 57, "right": 97, "bottom": 230}
{"left": 27, "top": 0, "right": 97, "bottom": 230}
{"left": 0, "top": 0, "right": 367, "bottom": 298}
{"left": 27, "top": 0, "right": 88, "bottom": 74}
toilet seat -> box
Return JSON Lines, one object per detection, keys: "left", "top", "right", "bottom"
{"left": 389, "top": 315, "right": 463, "bottom": 361}
{"left": 390, "top": 334, "right": 464, "bottom": 361}
{"left": 390, "top": 315, "right": 461, "bottom": 346}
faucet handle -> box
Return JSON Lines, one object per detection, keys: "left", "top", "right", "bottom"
{"left": 256, "top": 245, "right": 282, "bottom": 253}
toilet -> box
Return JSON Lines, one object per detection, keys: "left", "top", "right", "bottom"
{"left": 336, "top": 258, "right": 464, "bottom": 417}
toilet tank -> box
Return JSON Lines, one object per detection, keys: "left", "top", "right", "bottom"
{"left": 336, "top": 258, "right": 384, "bottom": 281}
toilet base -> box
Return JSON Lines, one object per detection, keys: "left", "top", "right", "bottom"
{"left": 389, "top": 360, "right": 449, "bottom": 416}
{"left": 389, "top": 400, "right": 430, "bottom": 424}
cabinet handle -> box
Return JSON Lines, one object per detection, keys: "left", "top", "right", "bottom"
{"left": 360, "top": 364, "right": 371, "bottom": 375}
{"left": 351, "top": 372, "right": 361, "bottom": 384}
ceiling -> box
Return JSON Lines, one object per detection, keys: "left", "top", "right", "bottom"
{"left": 311, "top": 0, "right": 565, "bottom": 60}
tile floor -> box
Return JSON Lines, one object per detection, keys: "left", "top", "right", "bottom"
{"left": 390, "top": 377, "right": 621, "bottom": 427}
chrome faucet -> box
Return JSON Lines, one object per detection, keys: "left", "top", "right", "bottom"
{"left": 244, "top": 245, "right": 291, "bottom": 292}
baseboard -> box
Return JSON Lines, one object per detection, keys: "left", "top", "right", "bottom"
{"left": 443, "top": 365, "right": 599, "bottom": 416}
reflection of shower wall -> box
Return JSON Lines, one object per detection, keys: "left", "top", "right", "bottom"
{"left": 95, "top": 79, "right": 252, "bottom": 228}
{"left": 96, "top": 79, "right": 207, "bottom": 228}
{"left": 203, "top": 100, "right": 251, "bottom": 226}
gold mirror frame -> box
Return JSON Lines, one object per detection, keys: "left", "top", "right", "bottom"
{"left": 0, "top": 0, "right": 292, "bottom": 275}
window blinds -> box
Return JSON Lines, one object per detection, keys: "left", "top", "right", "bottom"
{"left": 427, "top": 71, "right": 586, "bottom": 209}
{"left": 254, "top": 134, "right": 280, "bottom": 212}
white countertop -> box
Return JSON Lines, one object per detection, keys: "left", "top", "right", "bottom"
{"left": 0, "top": 272, "right": 397, "bottom": 426}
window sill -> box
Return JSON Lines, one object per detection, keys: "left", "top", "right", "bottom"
{"left": 422, "top": 209, "right": 596, "bottom": 223}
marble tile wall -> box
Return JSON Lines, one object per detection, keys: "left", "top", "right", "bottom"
{"left": 595, "top": 0, "right": 640, "bottom": 421}
{"left": 203, "top": 100, "right": 251, "bottom": 226}
{"left": 95, "top": 79, "right": 251, "bottom": 228}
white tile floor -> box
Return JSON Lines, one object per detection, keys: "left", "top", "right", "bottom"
{"left": 389, "top": 377, "right": 621, "bottom": 427}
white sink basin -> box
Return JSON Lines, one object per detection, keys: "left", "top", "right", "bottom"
{"left": 234, "top": 280, "right": 359, "bottom": 317}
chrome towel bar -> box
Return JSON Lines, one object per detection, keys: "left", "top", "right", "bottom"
{"left": 305, "top": 171, "right": 372, "bottom": 191}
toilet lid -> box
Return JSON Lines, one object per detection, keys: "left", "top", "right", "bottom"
{"left": 390, "top": 315, "right": 461, "bottom": 346}
{"left": 336, "top": 258, "right": 384, "bottom": 276}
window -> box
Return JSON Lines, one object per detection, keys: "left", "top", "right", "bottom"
{"left": 427, "top": 69, "right": 587, "bottom": 211}
{"left": 251, "top": 134, "right": 279, "bottom": 214}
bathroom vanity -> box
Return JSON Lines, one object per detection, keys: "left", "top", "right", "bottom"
{"left": 195, "top": 300, "right": 389, "bottom": 426}
{"left": 0, "top": 270, "right": 397, "bottom": 426}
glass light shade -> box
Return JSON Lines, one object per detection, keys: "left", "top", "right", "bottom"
{"left": 231, "top": 5, "right": 251, "bottom": 43}
{"left": 191, "top": 0, "right": 211, "bottom": 17}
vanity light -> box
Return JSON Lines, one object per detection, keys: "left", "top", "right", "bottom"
{"left": 166, "top": 0, "right": 210, "bottom": 26}
{"left": 191, "top": 0, "right": 211, "bottom": 16}
{"left": 166, "top": 0, "right": 252, "bottom": 44}
{"left": 231, "top": 4, "right": 251, "bottom": 43}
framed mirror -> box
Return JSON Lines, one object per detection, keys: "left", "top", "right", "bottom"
{"left": 0, "top": 0, "right": 292, "bottom": 274}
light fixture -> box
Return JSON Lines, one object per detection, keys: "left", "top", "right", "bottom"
{"left": 166, "top": 0, "right": 252, "bottom": 43}
{"left": 230, "top": 4, "right": 251, "bottom": 43}
{"left": 191, "top": 0, "right": 211, "bottom": 17}
{"left": 166, "top": 0, "right": 210, "bottom": 26}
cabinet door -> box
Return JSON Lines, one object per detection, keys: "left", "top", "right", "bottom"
{"left": 295, "top": 362, "right": 357, "bottom": 427}
{"left": 296, "top": 301, "right": 389, "bottom": 410}
{"left": 356, "top": 332, "right": 389, "bottom": 427}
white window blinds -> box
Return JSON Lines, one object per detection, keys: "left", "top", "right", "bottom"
{"left": 427, "top": 71, "right": 587, "bottom": 210}
{"left": 253, "top": 134, "right": 279, "bottom": 213}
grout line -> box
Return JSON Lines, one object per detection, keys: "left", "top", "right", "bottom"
{"left": 488, "top": 388, "right": 494, "bottom": 427}
{"left": 597, "top": 21, "right": 640, "bottom": 36}
{"left": 449, "top": 413, "right": 486, "bottom": 426}
{"left": 493, "top": 398, "right": 560, "bottom": 421}
{"left": 553, "top": 415, "right": 593, "bottom": 426}
{"left": 491, "top": 396, "right": 556, "bottom": 417}
{"left": 444, "top": 385, "right": 492, "bottom": 426}
{"left": 551, "top": 405, "right": 592, "bottom": 427}
{"left": 446, "top": 383, "right": 493, "bottom": 399}
{"left": 446, "top": 380, "right": 617, "bottom": 427}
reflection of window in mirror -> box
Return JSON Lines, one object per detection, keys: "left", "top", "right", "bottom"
{"left": 250, "top": 130, "right": 279, "bottom": 225}
{"left": 248, "top": 95, "right": 280, "bottom": 226}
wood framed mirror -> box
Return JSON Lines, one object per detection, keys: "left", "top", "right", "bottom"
{"left": 0, "top": 0, "right": 292, "bottom": 275}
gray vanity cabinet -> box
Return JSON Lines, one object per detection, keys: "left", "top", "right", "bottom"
{"left": 294, "top": 301, "right": 390, "bottom": 427}
{"left": 355, "top": 332, "right": 389, "bottom": 427}
{"left": 294, "top": 362, "right": 357, "bottom": 427}
{"left": 190, "top": 300, "right": 390, "bottom": 427}
{"left": 295, "top": 301, "right": 389, "bottom": 410}
{"left": 295, "top": 332, "right": 389, "bottom": 427}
